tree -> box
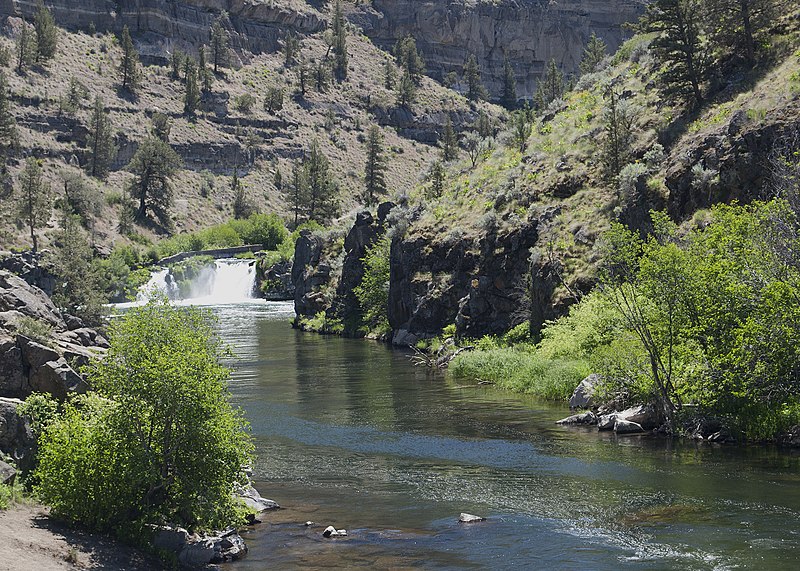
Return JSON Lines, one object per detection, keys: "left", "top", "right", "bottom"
{"left": 440, "top": 116, "right": 459, "bottom": 162}
{"left": 501, "top": 52, "right": 517, "bottom": 109}
{"left": 463, "top": 54, "right": 486, "bottom": 101}
{"left": 645, "top": 0, "right": 710, "bottom": 107}
{"left": 198, "top": 45, "right": 213, "bottom": 92}
{"left": 210, "top": 13, "right": 231, "bottom": 74}
{"left": 151, "top": 112, "right": 171, "bottom": 142}
{"left": 296, "top": 57, "right": 309, "bottom": 97}
{"left": 170, "top": 49, "right": 184, "bottom": 80}
{"left": 231, "top": 167, "right": 253, "bottom": 219}
{"left": 183, "top": 58, "right": 200, "bottom": 116}
{"left": 87, "top": 96, "right": 117, "bottom": 179}
{"left": 464, "top": 131, "right": 490, "bottom": 168}
{"left": 354, "top": 233, "right": 391, "bottom": 333}
{"left": 396, "top": 69, "right": 416, "bottom": 108}
{"left": 511, "top": 106, "right": 533, "bottom": 152}
{"left": 127, "top": 136, "right": 181, "bottom": 228}
{"left": 0, "top": 71, "right": 18, "bottom": 163}
{"left": 703, "top": 0, "right": 775, "bottom": 65}
{"left": 49, "top": 214, "right": 106, "bottom": 325}
{"left": 427, "top": 160, "right": 445, "bottom": 198}
{"left": 580, "top": 32, "right": 607, "bottom": 75}
{"left": 34, "top": 1, "right": 58, "bottom": 63}
{"left": 383, "top": 58, "right": 396, "bottom": 90}
{"left": 118, "top": 26, "right": 140, "bottom": 92}
{"left": 475, "top": 109, "right": 492, "bottom": 139}
{"left": 61, "top": 169, "right": 102, "bottom": 225}
{"left": 315, "top": 60, "right": 330, "bottom": 92}
{"left": 534, "top": 59, "right": 564, "bottom": 110}
{"left": 264, "top": 85, "right": 284, "bottom": 113}
{"left": 332, "top": 0, "right": 348, "bottom": 81}
{"left": 600, "top": 88, "right": 636, "bottom": 182}
{"left": 394, "top": 36, "right": 425, "bottom": 82}
{"left": 16, "top": 22, "right": 37, "bottom": 74}
{"left": 34, "top": 298, "right": 253, "bottom": 531}
{"left": 17, "top": 157, "right": 52, "bottom": 252}
{"left": 283, "top": 33, "right": 300, "bottom": 68}
{"left": 363, "top": 125, "right": 387, "bottom": 206}
{"left": 303, "top": 138, "right": 339, "bottom": 223}
{"left": 285, "top": 160, "right": 308, "bottom": 227}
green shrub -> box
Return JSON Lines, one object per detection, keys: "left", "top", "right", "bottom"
{"left": 34, "top": 299, "right": 253, "bottom": 533}
{"left": 15, "top": 316, "right": 54, "bottom": 345}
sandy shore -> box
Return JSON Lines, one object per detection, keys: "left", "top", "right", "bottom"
{"left": 0, "top": 504, "right": 163, "bottom": 571}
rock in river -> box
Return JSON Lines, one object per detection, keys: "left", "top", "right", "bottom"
{"left": 459, "top": 513, "right": 486, "bottom": 523}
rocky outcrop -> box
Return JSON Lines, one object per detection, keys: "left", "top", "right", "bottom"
{"left": 0, "top": 270, "right": 65, "bottom": 330}
{"left": 0, "top": 397, "right": 35, "bottom": 473}
{"left": 257, "top": 259, "right": 294, "bottom": 301}
{"left": 151, "top": 525, "right": 248, "bottom": 567}
{"left": 292, "top": 230, "right": 335, "bottom": 319}
{"left": 356, "top": 0, "right": 646, "bottom": 102}
{"left": 389, "top": 222, "right": 538, "bottom": 343}
{"left": 1, "top": 0, "right": 325, "bottom": 59}
{"left": 0, "top": 251, "right": 56, "bottom": 297}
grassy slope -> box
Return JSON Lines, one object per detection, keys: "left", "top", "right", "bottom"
{"left": 0, "top": 4, "right": 500, "bottom": 252}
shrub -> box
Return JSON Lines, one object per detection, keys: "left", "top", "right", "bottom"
{"left": 15, "top": 316, "right": 54, "bottom": 345}
{"left": 34, "top": 299, "right": 253, "bottom": 533}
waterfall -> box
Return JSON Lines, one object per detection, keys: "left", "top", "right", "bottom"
{"left": 135, "top": 259, "right": 258, "bottom": 305}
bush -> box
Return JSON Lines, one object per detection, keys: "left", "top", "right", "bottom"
{"left": 15, "top": 316, "right": 54, "bottom": 345}
{"left": 34, "top": 299, "right": 253, "bottom": 533}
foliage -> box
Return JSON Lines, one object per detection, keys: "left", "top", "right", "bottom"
{"left": 264, "top": 85, "right": 284, "bottom": 113}
{"left": 210, "top": 13, "right": 231, "bottom": 73}
{"left": 127, "top": 136, "right": 181, "bottom": 229}
{"left": 363, "top": 125, "right": 387, "bottom": 205}
{"left": 396, "top": 69, "right": 416, "bottom": 109}
{"left": 87, "top": 96, "right": 117, "bottom": 179}
{"left": 118, "top": 26, "right": 140, "bottom": 92}
{"left": 393, "top": 36, "right": 425, "bottom": 82}
{"left": 463, "top": 54, "right": 486, "bottom": 101}
{"left": 703, "top": 0, "right": 776, "bottom": 65}
{"left": 0, "top": 71, "right": 19, "bottom": 160}
{"left": 33, "top": 1, "right": 58, "bottom": 63}
{"left": 15, "top": 316, "right": 54, "bottom": 346}
{"left": 600, "top": 88, "right": 636, "bottom": 182}
{"left": 580, "top": 32, "right": 607, "bottom": 75}
{"left": 440, "top": 116, "right": 459, "bottom": 162}
{"left": 34, "top": 299, "right": 253, "bottom": 532}
{"left": 17, "top": 157, "right": 52, "bottom": 252}
{"left": 501, "top": 53, "right": 517, "bottom": 109}
{"left": 534, "top": 59, "right": 564, "bottom": 111}
{"left": 16, "top": 22, "right": 36, "bottom": 73}
{"left": 354, "top": 233, "right": 391, "bottom": 334}
{"left": 332, "top": 0, "right": 348, "bottom": 81}
{"left": 183, "top": 58, "right": 200, "bottom": 116}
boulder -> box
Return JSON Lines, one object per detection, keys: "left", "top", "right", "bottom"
{"left": 556, "top": 411, "right": 597, "bottom": 425}
{"left": 29, "top": 358, "right": 88, "bottom": 400}
{"left": 0, "top": 397, "right": 35, "bottom": 472}
{"left": 235, "top": 483, "right": 280, "bottom": 513}
{"left": 0, "top": 335, "right": 26, "bottom": 397}
{"left": 322, "top": 525, "right": 347, "bottom": 538}
{"left": 151, "top": 526, "right": 189, "bottom": 553}
{"left": 617, "top": 404, "right": 660, "bottom": 430}
{"left": 597, "top": 414, "right": 617, "bottom": 431}
{"left": 0, "top": 459, "right": 15, "bottom": 485}
{"left": 459, "top": 513, "right": 486, "bottom": 523}
{"left": 614, "top": 419, "right": 645, "bottom": 434}
{"left": 18, "top": 336, "right": 60, "bottom": 370}
{"left": 0, "top": 270, "right": 64, "bottom": 329}
{"left": 177, "top": 539, "right": 215, "bottom": 568}
{"left": 569, "top": 374, "right": 600, "bottom": 409}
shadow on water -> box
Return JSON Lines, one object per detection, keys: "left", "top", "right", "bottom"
{"left": 213, "top": 303, "right": 800, "bottom": 571}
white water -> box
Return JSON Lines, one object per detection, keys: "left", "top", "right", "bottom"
{"left": 129, "top": 258, "right": 259, "bottom": 307}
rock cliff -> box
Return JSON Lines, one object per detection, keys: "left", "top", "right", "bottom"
{"left": 356, "top": 0, "right": 646, "bottom": 101}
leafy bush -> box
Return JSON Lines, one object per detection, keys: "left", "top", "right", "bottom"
{"left": 15, "top": 316, "right": 54, "bottom": 345}
{"left": 354, "top": 233, "right": 391, "bottom": 334}
{"left": 34, "top": 299, "right": 253, "bottom": 533}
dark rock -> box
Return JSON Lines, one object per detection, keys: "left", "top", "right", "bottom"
{"left": 556, "top": 411, "right": 597, "bottom": 425}
{"left": 151, "top": 526, "right": 189, "bottom": 553}
{"left": 18, "top": 336, "right": 60, "bottom": 370}
{"left": 459, "top": 513, "right": 486, "bottom": 523}
{"left": 0, "top": 459, "right": 15, "bottom": 485}
{"left": 0, "top": 397, "right": 36, "bottom": 473}
{"left": 597, "top": 413, "right": 617, "bottom": 431}
{"left": 178, "top": 539, "right": 215, "bottom": 568}
{"left": 569, "top": 374, "right": 600, "bottom": 409}
{"left": 28, "top": 358, "right": 88, "bottom": 400}
{"left": 258, "top": 259, "right": 294, "bottom": 301}
{"left": 0, "top": 335, "right": 26, "bottom": 397}
{"left": 0, "top": 251, "right": 57, "bottom": 296}
{"left": 292, "top": 230, "right": 330, "bottom": 318}
{"left": 0, "top": 270, "right": 65, "bottom": 329}
{"left": 614, "top": 419, "right": 645, "bottom": 434}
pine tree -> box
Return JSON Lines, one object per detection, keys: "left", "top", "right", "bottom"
{"left": 151, "top": 112, "right": 171, "bottom": 142}
{"left": 501, "top": 52, "right": 517, "bottom": 110}
{"left": 512, "top": 108, "right": 533, "bottom": 152}
{"left": 0, "top": 71, "right": 18, "bottom": 163}
{"left": 198, "top": 46, "right": 213, "bottom": 92}
{"left": 384, "top": 58, "right": 396, "bottom": 90}
{"left": 580, "top": 33, "right": 607, "bottom": 75}
{"left": 127, "top": 136, "right": 181, "bottom": 228}
{"left": 87, "top": 96, "right": 117, "bottom": 180}
{"left": 16, "top": 22, "right": 37, "bottom": 74}
{"left": 285, "top": 160, "right": 308, "bottom": 227}
{"left": 463, "top": 54, "right": 486, "bottom": 101}
{"left": 231, "top": 167, "right": 252, "bottom": 219}
{"left": 264, "top": 85, "right": 284, "bottom": 113}
{"left": 273, "top": 166, "right": 282, "bottom": 191}
{"left": 34, "top": 1, "right": 58, "bottom": 63}
{"left": 283, "top": 33, "right": 300, "bottom": 68}
{"left": 303, "top": 138, "right": 339, "bottom": 224}
{"left": 475, "top": 109, "right": 492, "bottom": 139}
{"left": 210, "top": 13, "right": 231, "bottom": 74}
{"left": 17, "top": 157, "right": 52, "bottom": 252}
{"left": 534, "top": 59, "right": 564, "bottom": 110}
{"left": 170, "top": 49, "right": 184, "bottom": 80}
{"left": 297, "top": 57, "right": 309, "bottom": 97}
{"left": 332, "top": 0, "right": 348, "bottom": 81}
{"left": 315, "top": 60, "right": 330, "bottom": 92}
{"left": 703, "top": 0, "right": 775, "bottom": 66}
{"left": 396, "top": 69, "right": 416, "bottom": 108}
{"left": 645, "top": 0, "right": 710, "bottom": 107}
{"left": 183, "top": 58, "right": 200, "bottom": 116}
{"left": 363, "top": 125, "right": 387, "bottom": 206}
{"left": 440, "top": 116, "right": 459, "bottom": 162}
{"left": 119, "top": 26, "right": 140, "bottom": 92}
{"left": 394, "top": 36, "right": 425, "bottom": 82}
{"left": 600, "top": 88, "right": 636, "bottom": 181}
{"left": 427, "top": 160, "right": 445, "bottom": 199}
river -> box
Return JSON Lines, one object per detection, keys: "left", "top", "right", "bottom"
{"left": 202, "top": 301, "right": 800, "bottom": 570}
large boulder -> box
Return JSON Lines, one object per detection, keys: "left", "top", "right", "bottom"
{"left": 614, "top": 419, "right": 645, "bottom": 434}
{"left": 0, "top": 459, "right": 16, "bottom": 485}
{"left": 18, "top": 336, "right": 60, "bottom": 371}
{"left": 0, "top": 335, "right": 26, "bottom": 397}
{"left": 617, "top": 404, "right": 660, "bottom": 430}
{"left": 0, "top": 270, "right": 65, "bottom": 329}
{"left": 556, "top": 411, "right": 597, "bottom": 425}
{"left": 0, "top": 397, "right": 35, "bottom": 473}
{"left": 569, "top": 374, "right": 600, "bottom": 409}
{"left": 28, "top": 358, "right": 88, "bottom": 400}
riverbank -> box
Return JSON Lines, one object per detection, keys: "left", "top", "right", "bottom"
{"left": 0, "top": 503, "right": 162, "bottom": 571}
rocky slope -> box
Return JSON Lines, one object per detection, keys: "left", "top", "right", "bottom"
{"left": 356, "top": 0, "right": 646, "bottom": 101}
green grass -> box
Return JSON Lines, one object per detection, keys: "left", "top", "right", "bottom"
{"left": 449, "top": 346, "right": 591, "bottom": 401}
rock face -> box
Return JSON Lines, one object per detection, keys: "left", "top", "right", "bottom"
{"left": 0, "top": 397, "right": 35, "bottom": 473}
{"left": 257, "top": 259, "right": 294, "bottom": 301}
{"left": 292, "top": 230, "right": 334, "bottom": 319}
{"left": 357, "top": 0, "right": 646, "bottom": 101}
{"left": 0, "top": 0, "right": 325, "bottom": 59}
{"left": 389, "top": 223, "right": 539, "bottom": 343}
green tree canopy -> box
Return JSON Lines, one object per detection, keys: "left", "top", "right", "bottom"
{"left": 17, "top": 157, "right": 52, "bottom": 251}
{"left": 33, "top": 1, "right": 58, "bottom": 63}
{"left": 363, "top": 125, "right": 387, "bottom": 206}
{"left": 87, "top": 96, "right": 117, "bottom": 179}
{"left": 118, "top": 26, "right": 140, "bottom": 92}
{"left": 127, "top": 136, "right": 181, "bottom": 228}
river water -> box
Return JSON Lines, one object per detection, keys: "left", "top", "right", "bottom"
{"left": 207, "top": 302, "right": 800, "bottom": 570}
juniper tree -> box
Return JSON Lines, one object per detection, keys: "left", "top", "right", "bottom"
{"left": 283, "top": 33, "right": 300, "bottom": 68}
{"left": 645, "top": 0, "right": 710, "bottom": 107}
{"left": 396, "top": 69, "right": 416, "bottom": 108}
{"left": 384, "top": 58, "right": 396, "bottom": 89}
{"left": 16, "top": 22, "right": 37, "bottom": 73}
{"left": 534, "top": 59, "right": 564, "bottom": 110}
{"left": 501, "top": 52, "right": 517, "bottom": 110}
{"left": 332, "top": 0, "right": 348, "bottom": 81}
{"left": 394, "top": 36, "right": 425, "bottom": 82}
{"left": 33, "top": 1, "right": 58, "bottom": 63}
{"left": 475, "top": 109, "right": 492, "bottom": 139}
{"left": 87, "top": 96, "right": 117, "bottom": 180}
{"left": 119, "top": 26, "right": 140, "bottom": 92}
{"left": 17, "top": 157, "right": 52, "bottom": 252}
{"left": 264, "top": 85, "right": 284, "bottom": 113}
{"left": 303, "top": 138, "right": 339, "bottom": 224}
{"left": 170, "top": 49, "right": 185, "bottom": 80}
{"left": 440, "top": 116, "right": 459, "bottom": 162}
{"left": 210, "top": 13, "right": 231, "bottom": 74}
{"left": 463, "top": 54, "right": 486, "bottom": 101}
{"left": 151, "top": 112, "right": 171, "bottom": 143}
{"left": 315, "top": 60, "right": 330, "bottom": 92}
{"left": 198, "top": 46, "right": 213, "bottom": 92}
{"left": 600, "top": 88, "right": 636, "bottom": 182}
{"left": 363, "top": 125, "right": 387, "bottom": 206}
{"left": 703, "top": 0, "right": 775, "bottom": 65}
{"left": 285, "top": 160, "right": 308, "bottom": 227}
{"left": 297, "top": 57, "right": 309, "bottom": 97}
{"left": 580, "top": 33, "right": 607, "bottom": 75}
{"left": 127, "top": 136, "right": 181, "bottom": 228}
{"left": 427, "top": 160, "right": 445, "bottom": 199}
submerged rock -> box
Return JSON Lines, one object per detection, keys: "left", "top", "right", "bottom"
{"left": 323, "top": 525, "right": 347, "bottom": 538}
{"left": 235, "top": 483, "right": 280, "bottom": 513}
{"left": 614, "top": 419, "right": 645, "bottom": 434}
{"left": 459, "top": 513, "right": 486, "bottom": 523}
{"left": 556, "top": 411, "right": 597, "bottom": 425}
